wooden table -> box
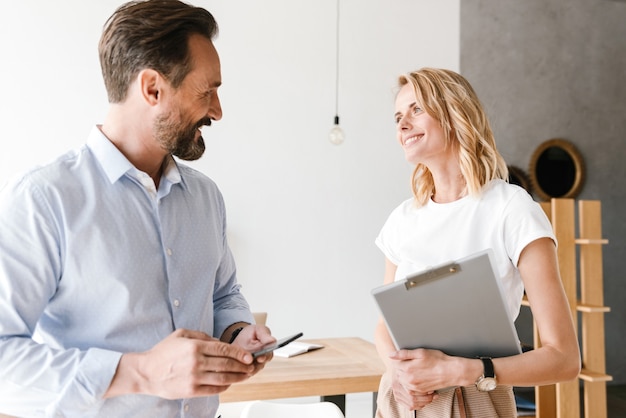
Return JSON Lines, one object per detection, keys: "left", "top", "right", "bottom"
{"left": 220, "top": 337, "right": 386, "bottom": 416}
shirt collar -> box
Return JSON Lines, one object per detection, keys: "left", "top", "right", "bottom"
{"left": 161, "top": 153, "right": 182, "bottom": 185}
{"left": 86, "top": 125, "right": 183, "bottom": 188}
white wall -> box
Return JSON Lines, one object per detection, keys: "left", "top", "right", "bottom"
{"left": 0, "top": 0, "right": 459, "bottom": 342}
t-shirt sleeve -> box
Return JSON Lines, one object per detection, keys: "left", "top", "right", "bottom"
{"left": 375, "top": 205, "right": 403, "bottom": 266}
{"left": 503, "top": 189, "right": 556, "bottom": 266}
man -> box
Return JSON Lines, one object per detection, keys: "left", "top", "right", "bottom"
{"left": 0, "top": 1, "right": 274, "bottom": 416}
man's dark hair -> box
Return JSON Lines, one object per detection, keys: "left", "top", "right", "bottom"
{"left": 99, "top": 0, "right": 218, "bottom": 103}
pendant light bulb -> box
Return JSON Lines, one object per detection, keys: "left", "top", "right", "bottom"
{"left": 329, "top": 115, "right": 345, "bottom": 145}
{"left": 328, "top": 0, "right": 344, "bottom": 146}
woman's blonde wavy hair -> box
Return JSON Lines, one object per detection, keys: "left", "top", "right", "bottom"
{"left": 398, "top": 68, "right": 508, "bottom": 207}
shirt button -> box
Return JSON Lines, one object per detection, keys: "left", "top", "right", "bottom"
{"left": 173, "top": 299, "right": 180, "bottom": 308}
{"left": 166, "top": 248, "right": 173, "bottom": 256}
{"left": 184, "top": 404, "right": 190, "bottom": 412}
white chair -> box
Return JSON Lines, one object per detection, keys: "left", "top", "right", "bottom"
{"left": 240, "top": 400, "right": 345, "bottom": 418}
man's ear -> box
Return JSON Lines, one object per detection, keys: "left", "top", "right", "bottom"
{"left": 138, "top": 68, "right": 163, "bottom": 106}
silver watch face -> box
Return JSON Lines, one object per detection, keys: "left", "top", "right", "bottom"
{"left": 477, "top": 377, "right": 497, "bottom": 392}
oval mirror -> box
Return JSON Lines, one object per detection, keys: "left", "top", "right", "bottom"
{"left": 528, "top": 138, "right": 585, "bottom": 201}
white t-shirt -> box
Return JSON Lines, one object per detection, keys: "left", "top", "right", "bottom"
{"left": 375, "top": 179, "right": 555, "bottom": 320}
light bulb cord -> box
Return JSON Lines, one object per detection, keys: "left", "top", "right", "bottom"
{"left": 334, "top": 0, "right": 340, "bottom": 118}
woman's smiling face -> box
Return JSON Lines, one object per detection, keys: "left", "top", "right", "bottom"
{"left": 394, "top": 83, "right": 451, "bottom": 167}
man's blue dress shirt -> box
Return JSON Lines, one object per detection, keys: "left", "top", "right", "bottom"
{"left": 0, "top": 126, "right": 253, "bottom": 417}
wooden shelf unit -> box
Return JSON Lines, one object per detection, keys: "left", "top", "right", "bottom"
{"left": 525, "top": 199, "right": 612, "bottom": 418}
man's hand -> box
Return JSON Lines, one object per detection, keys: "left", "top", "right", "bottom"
{"left": 105, "top": 329, "right": 257, "bottom": 399}
{"left": 231, "top": 325, "right": 276, "bottom": 370}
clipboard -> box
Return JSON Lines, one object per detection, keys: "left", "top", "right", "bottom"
{"left": 371, "top": 249, "right": 522, "bottom": 358}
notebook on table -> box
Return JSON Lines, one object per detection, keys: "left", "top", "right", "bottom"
{"left": 371, "top": 249, "right": 522, "bottom": 358}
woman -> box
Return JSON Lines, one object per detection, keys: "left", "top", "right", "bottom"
{"left": 374, "top": 68, "right": 580, "bottom": 418}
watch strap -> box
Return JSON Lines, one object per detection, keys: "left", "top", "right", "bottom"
{"left": 479, "top": 356, "right": 495, "bottom": 378}
{"left": 228, "top": 326, "right": 245, "bottom": 343}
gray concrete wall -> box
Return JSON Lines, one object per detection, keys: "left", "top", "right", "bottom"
{"left": 461, "top": 0, "right": 626, "bottom": 384}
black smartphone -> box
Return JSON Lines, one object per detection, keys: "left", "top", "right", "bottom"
{"left": 252, "top": 332, "right": 303, "bottom": 359}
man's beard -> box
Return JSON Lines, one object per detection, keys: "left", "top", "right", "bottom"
{"left": 154, "top": 113, "right": 212, "bottom": 161}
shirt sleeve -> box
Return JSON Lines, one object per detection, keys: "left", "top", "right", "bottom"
{"left": 0, "top": 175, "right": 121, "bottom": 416}
{"left": 210, "top": 190, "right": 254, "bottom": 339}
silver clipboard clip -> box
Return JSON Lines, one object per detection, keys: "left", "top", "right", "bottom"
{"left": 404, "top": 263, "right": 461, "bottom": 290}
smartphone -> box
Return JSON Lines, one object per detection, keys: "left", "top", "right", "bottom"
{"left": 252, "top": 332, "right": 303, "bottom": 359}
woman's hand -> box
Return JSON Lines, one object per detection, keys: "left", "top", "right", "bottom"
{"left": 390, "top": 371, "right": 439, "bottom": 410}
{"left": 387, "top": 348, "right": 463, "bottom": 409}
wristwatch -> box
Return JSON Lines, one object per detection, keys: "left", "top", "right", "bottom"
{"left": 475, "top": 357, "right": 497, "bottom": 392}
{"left": 228, "top": 326, "right": 245, "bottom": 343}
